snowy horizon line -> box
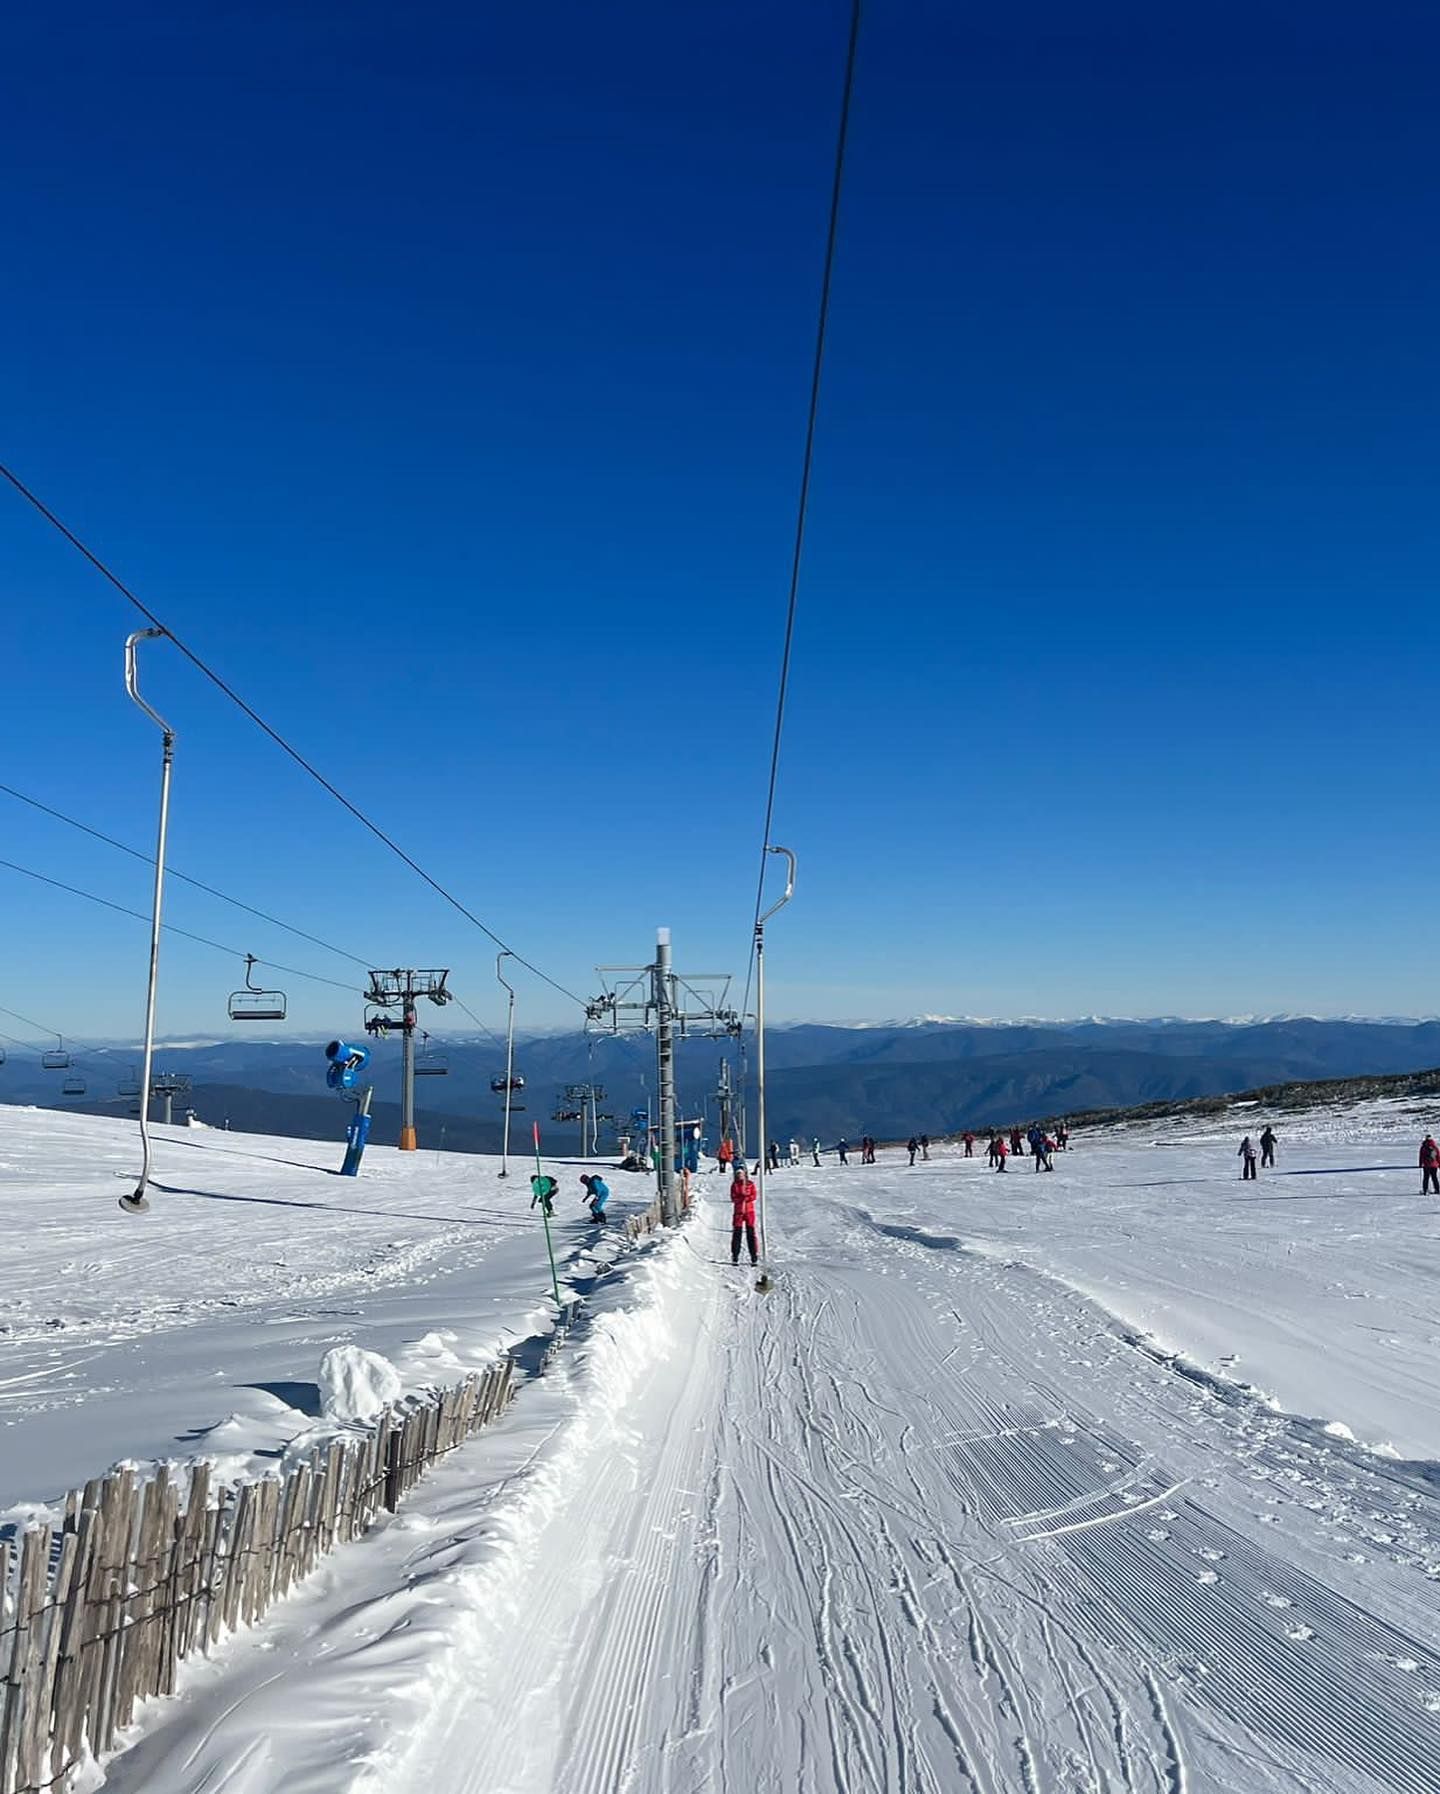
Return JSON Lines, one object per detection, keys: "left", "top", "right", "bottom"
{"left": 45, "top": 1012, "right": 1440, "bottom": 1051}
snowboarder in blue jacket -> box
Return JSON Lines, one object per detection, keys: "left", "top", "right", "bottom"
{"left": 580, "top": 1174, "right": 610, "bottom": 1223}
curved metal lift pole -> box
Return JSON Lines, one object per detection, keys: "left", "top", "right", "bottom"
{"left": 497, "top": 950, "right": 516, "bottom": 1179}
{"left": 753, "top": 845, "right": 796, "bottom": 1292}
{"left": 120, "top": 628, "right": 174, "bottom": 1216}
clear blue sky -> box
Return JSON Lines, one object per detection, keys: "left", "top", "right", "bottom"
{"left": 4, "top": 0, "right": 1438, "bottom": 1044}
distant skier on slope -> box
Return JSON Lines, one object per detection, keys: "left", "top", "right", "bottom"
{"left": 1420, "top": 1134, "right": 1440, "bottom": 1196}
{"left": 920, "top": 1134, "right": 930, "bottom": 1160}
{"left": 812, "top": 1137, "right": 822, "bottom": 1167}
{"left": 1056, "top": 1122, "right": 1070, "bottom": 1150}
{"left": 716, "top": 1136, "right": 734, "bottom": 1174}
{"left": 994, "top": 1137, "right": 1009, "bottom": 1172}
{"left": 1259, "top": 1125, "right": 1278, "bottom": 1169}
{"left": 1010, "top": 1126, "right": 1024, "bottom": 1159}
{"left": 963, "top": 1131, "right": 975, "bottom": 1158}
{"left": 907, "top": 1137, "right": 919, "bottom": 1166}
{"left": 729, "top": 1164, "right": 759, "bottom": 1266}
{"left": 837, "top": 1137, "right": 850, "bottom": 1164}
{"left": 788, "top": 1138, "right": 801, "bottom": 1168}
{"left": 1239, "top": 1135, "right": 1258, "bottom": 1181}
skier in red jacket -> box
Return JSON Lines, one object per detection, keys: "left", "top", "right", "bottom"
{"left": 1420, "top": 1135, "right": 1440, "bottom": 1196}
{"left": 730, "top": 1166, "right": 759, "bottom": 1265}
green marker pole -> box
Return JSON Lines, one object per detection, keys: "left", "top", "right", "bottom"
{"left": 531, "top": 1121, "right": 561, "bottom": 1305}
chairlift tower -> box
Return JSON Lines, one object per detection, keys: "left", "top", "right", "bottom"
{"left": 586, "top": 932, "right": 741, "bottom": 1225}
{"left": 363, "top": 969, "right": 451, "bottom": 1150}
{"left": 149, "top": 1071, "right": 192, "bottom": 1127}
{"left": 560, "top": 1082, "right": 607, "bottom": 1157}
{"left": 712, "top": 1058, "right": 736, "bottom": 1153}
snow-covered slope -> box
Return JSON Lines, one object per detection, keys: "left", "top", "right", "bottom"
{"left": 0, "top": 1107, "right": 637, "bottom": 1515}
{"left": 8, "top": 1098, "right": 1440, "bottom": 1794}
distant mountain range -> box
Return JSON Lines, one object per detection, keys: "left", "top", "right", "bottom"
{"left": 5, "top": 1016, "right": 1440, "bottom": 1154}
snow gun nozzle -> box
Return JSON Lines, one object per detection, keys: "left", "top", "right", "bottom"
{"left": 755, "top": 1272, "right": 774, "bottom": 1294}
{"left": 118, "top": 1190, "right": 151, "bottom": 1216}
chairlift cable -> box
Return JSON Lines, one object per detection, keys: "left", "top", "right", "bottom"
{"left": 0, "top": 780, "right": 375, "bottom": 969}
{"left": 738, "top": 0, "right": 861, "bottom": 1030}
{"left": 447, "top": 993, "right": 506, "bottom": 1052}
{"left": 0, "top": 856, "right": 362, "bottom": 993}
{"left": 0, "top": 462, "right": 588, "bottom": 1009}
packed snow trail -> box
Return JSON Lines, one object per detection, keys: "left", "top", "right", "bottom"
{"left": 68, "top": 1103, "right": 1440, "bottom": 1792}
{"left": 381, "top": 1171, "right": 1440, "bottom": 1794}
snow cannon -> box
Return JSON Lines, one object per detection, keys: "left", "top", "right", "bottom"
{"left": 325, "top": 1040, "right": 374, "bottom": 1175}
{"left": 325, "top": 1039, "right": 371, "bottom": 1092}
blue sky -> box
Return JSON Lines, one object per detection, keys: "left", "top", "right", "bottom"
{"left": 4, "top": 0, "right": 1438, "bottom": 1043}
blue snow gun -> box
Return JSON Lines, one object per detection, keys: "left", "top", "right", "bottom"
{"left": 325, "top": 1039, "right": 371, "bottom": 1091}
{"left": 326, "top": 1040, "right": 374, "bottom": 1176}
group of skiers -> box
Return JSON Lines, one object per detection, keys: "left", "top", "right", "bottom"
{"left": 837, "top": 1135, "right": 879, "bottom": 1164}
{"left": 982, "top": 1123, "right": 1069, "bottom": 1171}
{"left": 752, "top": 1137, "right": 824, "bottom": 1171}
{"left": 1236, "top": 1127, "right": 1279, "bottom": 1179}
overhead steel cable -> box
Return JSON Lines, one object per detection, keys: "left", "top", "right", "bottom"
{"left": 0, "top": 1002, "right": 116, "bottom": 1061}
{"left": 0, "top": 1004, "right": 120, "bottom": 1082}
{"left": 739, "top": 0, "right": 862, "bottom": 1028}
{"left": 447, "top": 993, "right": 506, "bottom": 1052}
{"left": 0, "top": 856, "right": 362, "bottom": 993}
{"left": 0, "top": 780, "right": 375, "bottom": 970}
{"left": 0, "top": 461, "right": 588, "bottom": 1009}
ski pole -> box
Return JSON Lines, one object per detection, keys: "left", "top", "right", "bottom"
{"left": 530, "top": 1121, "right": 561, "bottom": 1305}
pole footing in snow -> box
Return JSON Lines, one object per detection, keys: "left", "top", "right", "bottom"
{"left": 755, "top": 1271, "right": 774, "bottom": 1293}
{"left": 118, "top": 1190, "right": 150, "bottom": 1215}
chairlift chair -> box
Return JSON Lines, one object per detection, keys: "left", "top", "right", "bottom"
{"left": 228, "top": 955, "right": 288, "bottom": 1023}
{"left": 62, "top": 1073, "right": 86, "bottom": 1097}
{"left": 42, "top": 1038, "right": 71, "bottom": 1071}
{"left": 414, "top": 1031, "right": 449, "bottom": 1077}
{"left": 490, "top": 1073, "right": 525, "bottom": 1095}
{"left": 118, "top": 1073, "right": 142, "bottom": 1098}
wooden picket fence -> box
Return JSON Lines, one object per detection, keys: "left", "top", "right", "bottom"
{"left": 622, "top": 1194, "right": 666, "bottom": 1242}
{"left": 0, "top": 1357, "right": 514, "bottom": 1794}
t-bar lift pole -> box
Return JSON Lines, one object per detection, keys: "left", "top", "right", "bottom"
{"left": 753, "top": 846, "right": 795, "bottom": 1290}
{"left": 120, "top": 628, "right": 174, "bottom": 1216}
{"left": 497, "top": 950, "right": 516, "bottom": 1178}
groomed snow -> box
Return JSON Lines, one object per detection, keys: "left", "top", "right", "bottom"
{"left": 6, "top": 1097, "right": 1440, "bottom": 1794}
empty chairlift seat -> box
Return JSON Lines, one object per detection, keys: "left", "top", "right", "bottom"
{"left": 228, "top": 955, "right": 288, "bottom": 1023}
{"left": 414, "top": 1032, "right": 448, "bottom": 1076}
{"left": 42, "top": 1038, "right": 71, "bottom": 1070}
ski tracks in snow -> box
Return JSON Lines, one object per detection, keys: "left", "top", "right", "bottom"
{"left": 102, "top": 1171, "right": 1440, "bottom": 1794}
